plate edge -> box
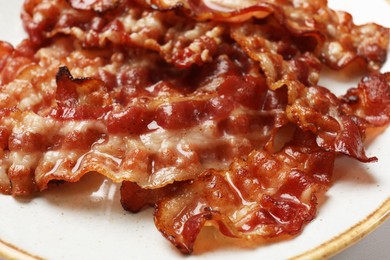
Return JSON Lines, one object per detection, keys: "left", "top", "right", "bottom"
{"left": 0, "top": 238, "right": 43, "bottom": 260}
{"left": 0, "top": 198, "right": 389, "bottom": 259}
{"left": 291, "top": 197, "right": 390, "bottom": 260}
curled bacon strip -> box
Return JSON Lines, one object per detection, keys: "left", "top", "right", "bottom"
{"left": 140, "top": 0, "right": 390, "bottom": 71}
{"left": 0, "top": 37, "right": 288, "bottom": 195}
{"left": 21, "top": 0, "right": 389, "bottom": 71}
{"left": 122, "top": 131, "right": 335, "bottom": 254}
{"left": 22, "top": 0, "right": 226, "bottom": 68}
{"left": 283, "top": 82, "right": 372, "bottom": 162}
{"left": 282, "top": 71, "right": 390, "bottom": 162}
{"left": 342, "top": 72, "right": 390, "bottom": 126}
{"left": 119, "top": 71, "right": 390, "bottom": 253}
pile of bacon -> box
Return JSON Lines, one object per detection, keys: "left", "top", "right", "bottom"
{"left": 0, "top": 0, "right": 389, "bottom": 254}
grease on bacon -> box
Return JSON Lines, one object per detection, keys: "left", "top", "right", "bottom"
{"left": 120, "top": 71, "right": 390, "bottom": 253}
{"left": 121, "top": 130, "right": 335, "bottom": 254}
{"left": 22, "top": 0, "right": 389, "bottom": 71}
{"left": 0, "top": 37, "right": 288, "bottom": 194}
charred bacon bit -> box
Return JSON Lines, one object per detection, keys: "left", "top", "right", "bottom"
{"left": 50, "top": 66, "right": 111, "bottom": 120}
{"left": 151, "top": 131, "right": 334, "bottom": 254}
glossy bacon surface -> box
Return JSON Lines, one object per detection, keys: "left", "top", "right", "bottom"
{"left": 341, "top": 72, "right": 390, "bottom": 126}
{"left": 121, "top": 131, "right": 335, "bottom": 254}
{"left": 0, "top": 37, "right": 288, "bottom": 195}
{"left": 284, "top": 82, "right": 374, "bottom": 162}
{"left": 22, "top": 0, "right": 389, "bottom": 71}
{"left": 120, "top": 72, "right": 390, "bottom": 253}
{"left": 22, "top": 0, "right": 226, "bottom": 68}
{"left": 141, "top": 0, "right": 390, "bottom": 71}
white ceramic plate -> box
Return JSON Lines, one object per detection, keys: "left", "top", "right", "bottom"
{"left": 0, "top": 1, "right": 389, "bottom": 259}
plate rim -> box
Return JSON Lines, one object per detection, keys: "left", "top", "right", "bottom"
{"left": 0, "top": 197, "right": 389, "bottom": 260}
{"left": 0, "top": 237, "right": 42, "bottom": 260}
{"left": 292, "top": 197, "right": 390, "bottom": 260}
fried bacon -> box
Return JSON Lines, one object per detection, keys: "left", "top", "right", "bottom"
{"left": 1, "top": 0, "right": 390, "bottom": 255}
{"left": 230, "top": 18, "right": 322, "bottom": 87}
{"left": 22, "top": 0, "right": 389, "bottom": 71}
{"left": 283, "top": 82, "right": 375, "bottom": 162}
{"left": 119, "top": 73, "right": 389, "bottom": 252}
{"left": 341, "top": 72, "right": 390, "bottom": 126}
{"left": 22, "top": 0, "right": 226, "bottom": 68}
{"left": 121, "top": 130, "right": 335, "bottom": 254}
{"left": 0, "top": 37, "right": 291, "bottom": 195}
{"left": 141, "top": 0, "right": 390, "bottom": 70}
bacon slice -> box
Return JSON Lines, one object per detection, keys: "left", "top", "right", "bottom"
{"left": 120, "top": 71, "right": 390, "bottom": 204}
{"left": 138, "top": 0, "right": 389, "bottom": 71}
{"left": 22, "top": 0, "right": 389, "bottom": 71}
{"left": 341, "top": 72, "right": 390, "bottom": 126}
{"left": 284, "top": 83, "right": 371, "bottom": 162}
{"left": 22, "top": 0, "right": 226, "bottom": 68}
{"left": 0, "top": 37, "right": 289, "bottom": 195}
{"left": 120, "top": 71, "right": 390, "bottom": 253}
{"left": 282, "top": 71, "right": 390, "bottom": 162}
{"left": 121, "top": 131, "right": 335, "bottom": 254}
{"left": 230, "top": 17, "right": 322, "bottom": 87}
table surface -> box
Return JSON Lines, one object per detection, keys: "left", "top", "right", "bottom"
{"left": 331, "top": 218, "right": 389, "bottom": 260}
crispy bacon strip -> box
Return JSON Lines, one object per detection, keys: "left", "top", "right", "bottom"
{"left": 120, "top": 71, "right": 390, "bottom": 252}
{"left": 121, "top": 131, "right": 335, "bottom": 254}
{"left": 120, "top": 71, "right": 390, "bottom": 211}
{"left": 0, "top": 37, "right": 289, "bottom": 195}
{"left": 341, "top": 72, "right": 390, "bottom": 126}
{"left": 281, "top": 71, "right": 390, "bottom": 162}
{"left": 141, "top": 0, "right": 390, "bottom": 71}
{"left": 283, "top": 82, "right": 371, "bottom": 162}
{"left": 1, "top": 34, "right": 388, "bottom": 196}
{"left": 22, "top": 0, "right": 226, "bottom": 68}
{"left": 230, "top": 17, "right": 322, "bottom": 87}
{"left": 22, "top": 0, "right": 389, "bottom": 71}
{"left": 144, "top": 0, "right": 390, "bottom": 70}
